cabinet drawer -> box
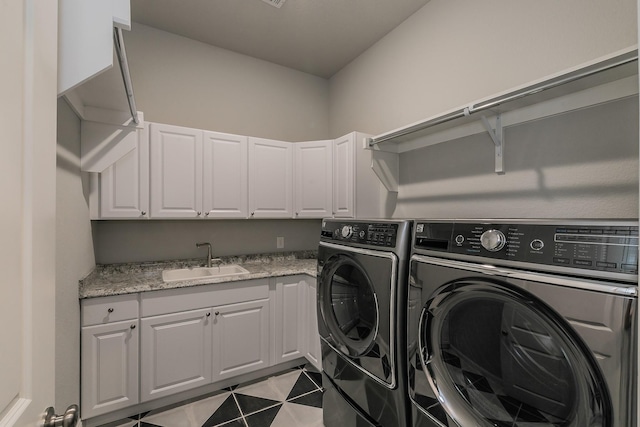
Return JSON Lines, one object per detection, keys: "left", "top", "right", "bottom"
{"left": 82, "top": 294, "right": 139, "bottom": 326}
{"left": 140, "top": 278, "right": 270, "bottom": 317}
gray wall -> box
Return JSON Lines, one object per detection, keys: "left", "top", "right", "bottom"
{"left": 93, "top": 219, "right": 321, "bottom": 264}
{"left": 328, "top": 0, "right": 638, "bottom": 220}
{"left": 329, "top": 0, "right": 637, "bottom": 137}
{"left": 56, "top": 98, "right": 96, "bottom": 409}
{"left": 394, "top": 97, "right": 639, "bottom": 219}
{"left": 125, "top": 24, "right": 330, "bottom": 141}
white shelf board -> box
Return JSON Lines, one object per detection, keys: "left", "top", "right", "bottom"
{"left": 369, "top": 48, "right": 638, "bottom": 154}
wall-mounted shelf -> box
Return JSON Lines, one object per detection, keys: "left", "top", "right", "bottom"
{"left": 366, "top": 48, "right": 638, "bottom": 177}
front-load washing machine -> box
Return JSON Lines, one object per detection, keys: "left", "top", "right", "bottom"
{"left": 407, "top": 219, "right": 637, "bottom": 427}
{"left": 318, "top": 219, "right": 412, "bottom": 427}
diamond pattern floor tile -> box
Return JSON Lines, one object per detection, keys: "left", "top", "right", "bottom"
{"left": 235, "top": 394, "right": 281, "bottom": 416}
{"left": 286, "top": 374, "right": 318, "bottom": 400}
{"left": 98, "top": 365, "right": 324, "bottom": 427}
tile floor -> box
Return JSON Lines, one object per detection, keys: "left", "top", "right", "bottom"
{"left": 100, "top": 364, "right": 324, "bottom": 427}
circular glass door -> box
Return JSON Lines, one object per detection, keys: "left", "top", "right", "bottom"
{"left": 418, "top": 279, "right": 611, "bottom": 427}
{"left": 319, "top": 255, "right": 379, "bottom": 357}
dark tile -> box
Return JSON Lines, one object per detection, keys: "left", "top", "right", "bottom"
{"left": 216, "top": 420, "right": 247, "bottom": 427}
{"left": 224, "top": 384, "right": 239, "bottom": 391}
{"left": 202, "top": 395, "right": 242, "bottom": 427}
{"left": 235, "top": 393, "right": 280, "bottom": 415}
{"left": 140, "top": 423, "right": 163, "bottom": 427}
{"left": 304, "top": 371, "right": 322, "bottom": 388}
{"left": 289, "top": 390, "right": 323, "bottom": 408}
{"left": 286, "top": 374, "right": 318, "bottom": 400}
{"left": 244, "top": 404, "right": 282, "bottom": 427}
{"left": 137, "top": 411, "right": 150, "bottom": 419}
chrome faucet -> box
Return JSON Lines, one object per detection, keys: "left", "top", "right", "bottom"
{"left": 196, "top": 242, "right": 221, "bottom": 268}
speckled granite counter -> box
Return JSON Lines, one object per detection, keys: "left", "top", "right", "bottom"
{"left": 79, "top": 251, "right": 318, "bottom": 299}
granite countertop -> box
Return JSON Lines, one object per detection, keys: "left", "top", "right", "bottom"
{"left": 80, "top": 251, "right": 318, "bottom": 299}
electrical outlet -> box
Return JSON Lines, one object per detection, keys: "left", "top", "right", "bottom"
{"left": 276, "top": 237, "right": 284, "bottom": 249}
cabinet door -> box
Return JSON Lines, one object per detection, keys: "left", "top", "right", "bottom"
{"left": 203, "top": 131, "right": 248, "bottom": 218}
{"left": 333, "top": 133, "right": 355, "bottom": 218}
{"left": 150, "top": 123, "right": 203, "bottom": 218}
{"left": 274, "top": 277, "right": 306, "bottom": 363}
{"left": 294, "top": 140, "right": 332, "bottom": 218}
{"left": 141, "top": 308, "right": 212, "bottom": 401}
{"left": 81, "top": 319, "right": 139, "bottom": 419}
{"left": 100, "top": 124, "right": 150, "bottom": 219}
{"left": 305, "top": 278, "right": 322, "bottom": 371}
{"left": 212, "top": 299, "right": 270, "bottom": 381}
{"left": 248, "top": 137, "right": 293, "bottom": 218}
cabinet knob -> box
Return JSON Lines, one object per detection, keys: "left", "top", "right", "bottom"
{"left": 250, "top": 212, "right": 255, "bottom": 217}
{"left": 205, "top": 212, "right": 210, "bottom": 216}
{"left": 215, "top": 311, "right": 220, "bottom": 316}
{"left": 107, "top": 308, "right": 114, "bottom": 313}
{"left": 141, "top": 211, "right": 147, "bottom": 216}
{"left": 206, "top": 312, "right": 211, "bottom": 317}
{"left": 197, "top": 212, "right": 202, "bottom": 216}
{"left": 130, "top": 324, "right": 136, "bottom": 329}
{"left": 295, "top": 212, "right": 299, "bottom": 217}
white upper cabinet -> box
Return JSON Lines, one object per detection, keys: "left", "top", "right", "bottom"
{"left": 294, "top": 140, "right": 333, "bottom": 218}
{"left": 203, "top": 132, "right": 248, "bottom": 218}
{"left": 58, "top": 0, "right": 131, "bottom": 95}
{"left": 150, "top": 123, "right": 203, "bottom": 218}
{"left": 248, "top": 137, "right": 294, "bottom": 218}
{"left": 332, "top": 134, "right": 355, "bottom": 218}
{"left": 98, "top": 124, "right": 149, "bottom": 219}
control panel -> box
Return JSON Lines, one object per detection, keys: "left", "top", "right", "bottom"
{"left": 414, "top": 221, "right": 639, "bottom": 277}
{"left": 321, "top": 220, "right": 399, "bottom": 248}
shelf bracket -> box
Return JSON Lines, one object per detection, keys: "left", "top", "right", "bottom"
{"left": 480, "top": 114, "right": 504, "bottom": 174}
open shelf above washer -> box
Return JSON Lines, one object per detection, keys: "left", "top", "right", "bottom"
{"left": 366, "top": 48, "right": 639, "bottom": 171}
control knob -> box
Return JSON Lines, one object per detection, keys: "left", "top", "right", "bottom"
{"left": 341, "top": 225, "right": 353, "bottom": 238}
{"left": 480, "top": 229, "right": 506, "bottom": 252}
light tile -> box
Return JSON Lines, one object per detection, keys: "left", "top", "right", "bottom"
{"left": 236, "top": 370, "right": 301, "bottom": 401}
{"left": 190, "top": 391, "right": 233, "bottom": 425}
{"left": 140, "top": 404, "right": 195, "bottom": 427}
{"left": 271, "top": 402, "right": 323, "bottom": 427}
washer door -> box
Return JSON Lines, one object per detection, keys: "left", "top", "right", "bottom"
{"left": 418, "top": 279, "right": 612, "bottom": 427}
{"left": 319, "top": 254, "right": 379, "bottom": 358}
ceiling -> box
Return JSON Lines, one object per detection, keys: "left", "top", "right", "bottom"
{"left": 130, "top": 0, "right": 430, "bottom": 79}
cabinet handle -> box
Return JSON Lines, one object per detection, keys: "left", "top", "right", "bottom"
{"left": 206, "top": 312, "right": 211, "bottom": 317}
{"left": 250, "top": 212, "right": 255, "bottom": 217}
{"left": 107, "top": 308, "right": 114, "bottom": 313}
{"left": 130, "top": 324, "right": 136, "bottom": 329}
{"left": 141, "top": 211, "right": 147, "bottom": 216}
{"left": 295, "top": 212, "right": 299, "bottom": 217}
{"left": 205, "top": 212, "right": 210, "bottom": 216}
{"left": 215, "top": 311, "right": 220, "bottom": 316}
{"left": 197, "top": 212, "right": 202, "bottom": 216}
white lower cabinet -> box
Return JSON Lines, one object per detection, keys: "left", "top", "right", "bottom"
{"left": 141, "top": 308, "right": 213, "bottom": 401}
{"left": 213, "top": 299, "right": 271, "bottom": 381}
{"left": 274, "top": 277, "right": 306, "bottom": 363}
{"left": 81, "top": 275, "right": 317, "bottom": 421}
{"left": 304, "top": 277, "right": 321, "bottom": 371}
{"left": 81, "top": 318, "right": 139, "bottom": 419}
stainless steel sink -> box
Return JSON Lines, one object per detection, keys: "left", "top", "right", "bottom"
{"left": 162, "top": 265, "right": 250, "bottom": 283}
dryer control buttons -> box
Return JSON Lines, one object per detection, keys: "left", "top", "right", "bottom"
{"left": 480, "top": 229, "right": 506, "bottom": 252}
{"left": 341, "top": 225, "right": 353, "bottom": 238}
{"left": 455, "top": 234, "right": 465, "bottom": 245}
{"left": 530, "top": 239, "right": 544, "bottom": 251}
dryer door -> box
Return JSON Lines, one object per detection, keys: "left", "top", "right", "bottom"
{"left": 410, "top": 260, "right": 612, "bottom": 427}
{"left": 318, "top": 243, "right": 397, "bottom": 385}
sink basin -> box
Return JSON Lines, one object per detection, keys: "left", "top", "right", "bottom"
{"left": 162, "top": 265, "right": 250, "bottom": 283}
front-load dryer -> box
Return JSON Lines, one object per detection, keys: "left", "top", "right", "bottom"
{"left": 318, "top": 219, "right": 412, "bottom": 427}
{"left": 408, "top": 219, "right": 637, "bottom": 427}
